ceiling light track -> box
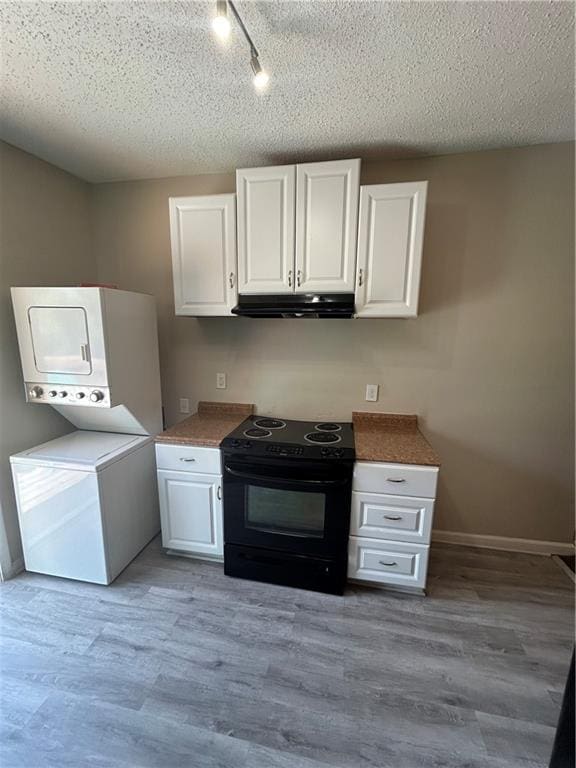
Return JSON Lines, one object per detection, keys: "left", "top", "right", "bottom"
{"left": 212, "top": 0, "right": 269, "bottom": 90}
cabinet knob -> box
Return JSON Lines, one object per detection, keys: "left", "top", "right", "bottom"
{"left": 288, "top": 270, "right": 292, "bottom": 287}
{"left": 217, "top": 485, "right": 222, "bottom": 500}
{"left": 297, "top": 270, "right": 302, "bottom": 287}
{"left": 229, "top": 272, "right": 235, "bottom": 288}
{"left": 384, "top": 515, "right": 402, "bottom": 521}
{"left": 379, "top": 560, "right": 397, "bottom": 567}
{"left": 358, "top": 269, "right": 363, "bottom": 287}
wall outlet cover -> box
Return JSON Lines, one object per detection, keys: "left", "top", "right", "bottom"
{"left": 179, "top": 397, "right": 190, "bottom": 414}
{"left": 365, "top": 384, "right": 379, "bottom": 402}
{"left": 216, "top": 373, "right": 227, "bottom": 389}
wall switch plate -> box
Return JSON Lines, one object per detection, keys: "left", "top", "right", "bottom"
{"left": 179, "top": 398, "right": 190, "bottom": 414}
{"left": 365, "top": 384, "right": 379, "bottom": 402}
{"left": 216, "top": 373, "right": 227, "bottom": 390}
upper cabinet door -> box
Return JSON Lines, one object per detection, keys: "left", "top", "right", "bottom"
{"left": 355, "top": 182, "right": 428, "bottom": 318}
{"left": 237, "top": 165, "right": 296, "bottom": 294}
{"left": 169, "top": 194, "right": 237, "bottom": 316}
{"left": 295, "top": 159, "right": 360, "bottom": 294}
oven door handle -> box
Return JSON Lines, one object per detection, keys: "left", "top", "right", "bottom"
{"left": 224, "top": 466, "right": 348, "bottom": 487}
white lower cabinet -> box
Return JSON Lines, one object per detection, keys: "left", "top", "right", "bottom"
{"left": 349, "top": 461, "right": 438, "bottom": 591}
{"left": 156, "top": 445, "right": 223, "bottom": 560}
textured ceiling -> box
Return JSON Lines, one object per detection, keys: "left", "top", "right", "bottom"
{"left": 0, "top": 1, "right": 574, "bottom": 182}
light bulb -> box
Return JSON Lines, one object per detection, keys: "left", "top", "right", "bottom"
{"left": 250, "top": 55, "right": 269, "bottom": 90}
{"left": 212, "top": 0, "right": 230, "bottom": 40}
{"left": 253, "top": 69, "right": 269, "bottom": 89}
{"left": 212, "top": 13, "right": 230, "bottom": 40}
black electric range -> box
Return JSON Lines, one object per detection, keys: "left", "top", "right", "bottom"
{"left": 222, "top": 415, "right": 355, "bottom": 461}
{"left": 221, "top": 416, "right": 355, "bottom": 595}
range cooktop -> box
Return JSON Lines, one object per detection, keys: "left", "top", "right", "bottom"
{"left": 222, "top": 416, "right": 355, "bottom": 460}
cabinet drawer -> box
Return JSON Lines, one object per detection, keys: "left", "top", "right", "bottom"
{"left": 353, "top": 461, "right": 438, "bottom": 498}
{"left": 155, "top": 443, "right": 221, "bottom": 474}
{"left": 348, "top": 537, "right": 429, "bottom": 589}
{"left": 351, "top": 492, "right": 433, "bottom": 543}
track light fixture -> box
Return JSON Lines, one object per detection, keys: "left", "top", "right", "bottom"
{"left": 211, "top": 0, "right": 270, "bottom": 90}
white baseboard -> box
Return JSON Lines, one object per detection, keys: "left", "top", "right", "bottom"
{"left": 1, "top": 556, "right": 24, "bottom": 581}
{"left": 432, "top": 530, "right": 575, "bottom": 556}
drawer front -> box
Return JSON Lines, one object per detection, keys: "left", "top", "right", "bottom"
{"left": 348, "top": 537, "right": 429, "bottom": 589}
{"left": 351, "top": 492, "right": 434, "bottom": 543}
{"left": 353, "top": 461, "right": 438, "bottom": 498}
{"left": 155, "top": 443, "right": 221, "bottom": 475}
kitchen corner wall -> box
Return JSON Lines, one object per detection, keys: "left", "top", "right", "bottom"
{"left": 93, "top": 142, "right": 575, "bottom": 544}
{"left": 0, "top": 141, "right": 96, "bottom": 576}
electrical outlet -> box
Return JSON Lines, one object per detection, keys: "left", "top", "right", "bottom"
{"left": 365, "top": 384, "right": 379, "bottom": 402}
{"left": 216, "top": 372, "right": 227, "bottom": 390}
{"left": 179, "top": 398, "right": 190, "bottom": 414}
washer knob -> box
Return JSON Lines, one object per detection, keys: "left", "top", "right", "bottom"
{"left": 76, "top": 392, "right": 86, "bottom": 400}
{"left": 29, "top": 386, "right": 43, "bottom": 399}
{"left": 58, "top": 391, "right": 68, "bottom": 398}
{"left": 48, "top": 390, "right": 57, "bottom": 398}
{"left": 90, "top": 390, "right": 104, "bottom": 403}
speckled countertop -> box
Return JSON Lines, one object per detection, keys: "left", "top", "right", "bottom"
{"left": 352, "top": 412, "right": 440, "bottom": 466}
{"left": 155, "top": 402, "right": 254, "bottom": 447}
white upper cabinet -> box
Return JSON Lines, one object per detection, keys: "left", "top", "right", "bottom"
{"left": 169, "top": 194, "right": 237, "bottom": 316}
{"left": 295, "top": 159, "right": 360, "bottom": 293}
{"left": 236, "top": 165, "right": 295, "bottom": 294}
{"left": 355, "top": 181, "right": 428, "bottom": 318}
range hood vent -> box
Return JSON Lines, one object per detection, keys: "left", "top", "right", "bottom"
{"left": 231, "top": 294, "right": 355, "bottom": 319}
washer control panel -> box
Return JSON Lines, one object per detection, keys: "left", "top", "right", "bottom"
{"left": 25, "top": 383, "right": 110, "bottom": 407}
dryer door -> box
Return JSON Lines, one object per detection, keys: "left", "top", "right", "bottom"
{"left": 11, "top": 287, "right": 109, "bottom": 387}
{"left": 29, "top": 306, "right": 92, "bottom": 375}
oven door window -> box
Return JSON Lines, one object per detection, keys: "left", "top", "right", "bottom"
{"left": 245, "top": 485, "right": 325, "bottom": 538}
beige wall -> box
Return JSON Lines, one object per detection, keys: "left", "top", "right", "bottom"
{"left": 0, "top": 142, "right": 95, "bottom": 575}
{"left": 93, "top": 143, "right": 575, "bottom": 544}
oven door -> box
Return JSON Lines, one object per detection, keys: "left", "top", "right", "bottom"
{"left": 223, "top": 455, "right": 352, "bottom": 557}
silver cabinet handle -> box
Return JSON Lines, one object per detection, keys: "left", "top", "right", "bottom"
{"left": 297, "top": 269, "right": 302, "bottom": 287}
{"left": 386, "top": 478, "right": 406, "bottom": 483}
{"left": 379, "top": 560, "right": 397, "bottom": 567}
{"left": 358, "top": 269, "right": 363, "bottom": 287}
{"left": 179, "top": 457, "right": 196, "bottom": 462}
{"left": 288, "top": 270, "right": 292, "bottom": 287}
{"left": 384, "top": 515, "right": 402, "bottom": 521}
{"left": 80, "top": 344, "right": 90, "bottom": 361}
{"left": 229, "top": 272, "right": 235, "bottom": 288}
{"left": 217, "top": 485, "right": 222, "bottom": 500}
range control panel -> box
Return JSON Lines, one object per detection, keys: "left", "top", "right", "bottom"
{"left": 25, "top": 383, "right": 111, "bottom": 407}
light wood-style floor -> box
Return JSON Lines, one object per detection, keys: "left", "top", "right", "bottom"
{"left": 1, "top": 538, "right": 573, "bottom": 768}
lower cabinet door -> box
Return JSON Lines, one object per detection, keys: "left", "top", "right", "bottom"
{"left": 157, "top": 470, "right": 223, "bottom": 559}
{"left": 348, "top": 537, "right": 429, "bottom": 589}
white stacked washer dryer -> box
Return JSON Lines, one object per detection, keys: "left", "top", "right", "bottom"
{"left": 9, "top": 287, "right": 162, "bottom": 584}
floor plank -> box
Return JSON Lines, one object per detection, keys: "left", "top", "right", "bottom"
{"left": 0, "top": 538, "right": 572, "bottom": 768}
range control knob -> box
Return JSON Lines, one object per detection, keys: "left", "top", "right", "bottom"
{"left": 90, "top": 390, "right": 104, "bottom": 403}
{"left": 58, "top": 391, "right": 68, "bottom": 398}
{"left": 76, "top": 392, "right": 86, "bottom": 400}
{"left": 48, "top": 390, "right": 57, "bottom": 398}
{"left": 29, "top": 386, "right": 44, "bottom": 399}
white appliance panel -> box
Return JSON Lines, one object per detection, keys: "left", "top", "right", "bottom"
{"left": 11, "top": 431, "right": 146, "bottom": 470}
{"left": 11, "top": 287, "right": 162, "bottom": 435}
{"left": 11, "top": 462, "right": 108, "bottom": 583}
{"left": 12, "top": 287, "right": 108, "bottom": 387}
{"left": 10, "top": 436, "right": 160, "bottom": 585}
